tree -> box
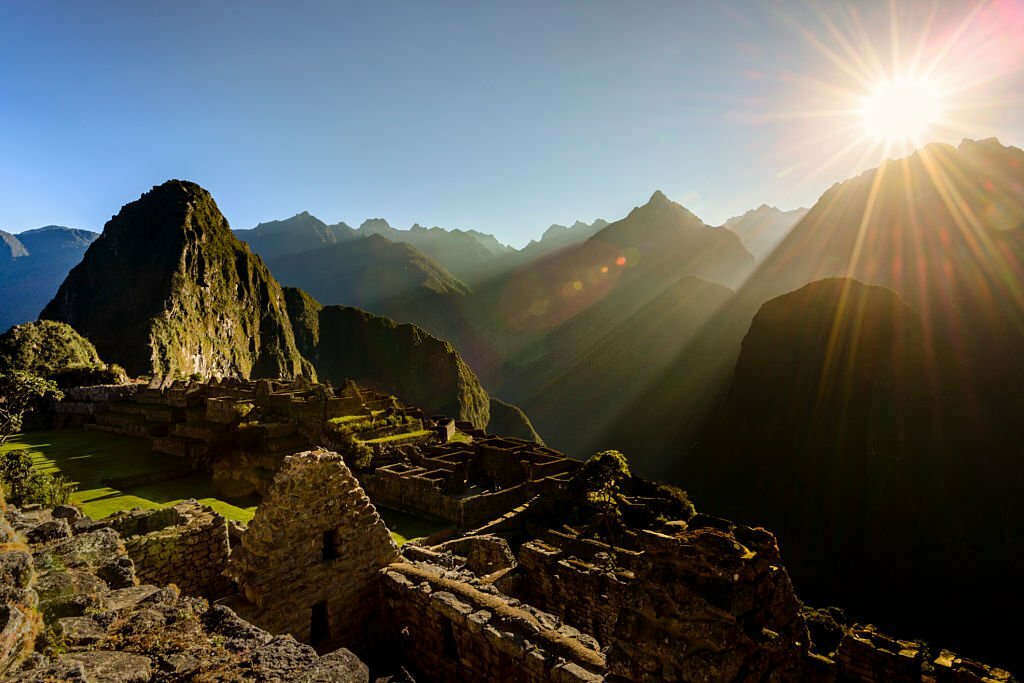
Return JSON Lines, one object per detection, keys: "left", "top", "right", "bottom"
{"left": 0, "top": 370, "right": 63, "bottom": 445}
{"left": 568, "top": 450, "right": 633, "bottom": 542}
{"left": 0, "top": 449, "right": 75, "bottom": 506}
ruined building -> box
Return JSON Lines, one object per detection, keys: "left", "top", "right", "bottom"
{"left": 2, "top": 380, "right": 1018, "bottom": 681}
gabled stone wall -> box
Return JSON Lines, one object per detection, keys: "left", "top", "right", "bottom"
{"left": 225, "top": 449, "right": 399, "bottom": 653}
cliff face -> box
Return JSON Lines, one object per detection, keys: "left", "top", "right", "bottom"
{"left": 40, "top": 181, "right": 304, "bottom": 380}
{"left": 284, "top": 288, "right": 491, "bottom": 429}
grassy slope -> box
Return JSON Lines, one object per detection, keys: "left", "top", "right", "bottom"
{"left": 1, "top": 429, "right": 257, "bottom": 522}
{"left": 1, "top": 429, "right": 444, "bottom": 544}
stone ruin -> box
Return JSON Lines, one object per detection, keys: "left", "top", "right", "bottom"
{"left": 224, "top": 449, "right": 399, "bottom": 652}
{"left": 7, "top": 387, "right": 1020, "bottom": 681}
{"left": 360, "top": 435, "right": 579, "bottom": 528}
{"left": 46, "top": 377, "right": 447, "bottom": 498}
{"left": 2, "top": 445, "right": 1018, "bottom": 681}
{"left": 0, "top": 486, "right": 368, "bottom": 682}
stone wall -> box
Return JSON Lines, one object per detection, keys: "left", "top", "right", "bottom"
{"left": 88, "top": 501, "right": 232, "bottom": 599}
{"left": 360, "top": 469, "right": 534, "bottom": 527}
{"left": 516, "top": 539, "right": 631, "bottom": 646}
{"left": 380, "top": 562, "right": 606, "bottom": 683}
{"left": 225, "top": 450, "right": 399, "bottom": 653}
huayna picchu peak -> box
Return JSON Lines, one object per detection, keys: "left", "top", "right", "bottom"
{"left": 41, "top": 180, "right": 306, "bottom": 381}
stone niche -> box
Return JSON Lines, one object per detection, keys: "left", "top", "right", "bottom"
{"left": 224, "top": 449, "right": 399, "bottom": 653}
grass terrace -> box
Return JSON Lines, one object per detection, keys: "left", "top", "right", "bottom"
{"left": 1, "top": 429, "right": 258, "bottom": 522}
{"left": 1, "top": 429, "right": 449, "bottom": 545}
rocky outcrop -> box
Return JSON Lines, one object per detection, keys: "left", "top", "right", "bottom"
{"left": 41, "top": 180, "right": 305, "bottom": 381}
{"left": 1, "top": 497, "right": 370, "bottom": 682}
{"left": 285, "top": 288, "right": 491, "bottom": 429}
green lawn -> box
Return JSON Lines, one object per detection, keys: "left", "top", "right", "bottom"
{"left": 0, "top": 429, "right": 257, "bottom": 522}
{"left": 362, "top": 429, "right": 433, "bottom": 444}
{"left": 2, "top": 429, "right": 449, "bottom": 544}
{"left": 377, "top": 506, "right": 450, "bottom": 545}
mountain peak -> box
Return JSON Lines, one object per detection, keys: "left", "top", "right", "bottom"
{"left": 648, "top": 190, "right": 670, "bottom": 204}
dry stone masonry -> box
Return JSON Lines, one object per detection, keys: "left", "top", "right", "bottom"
{"left": 11, "top": 380, "right": 1020, "bottom": 681}
{"left": 225, "top": 449, "right": 399, "bottom": 652}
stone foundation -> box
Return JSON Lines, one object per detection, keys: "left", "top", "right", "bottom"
{"left": 380, "top": 562, "right": 606, "bottom": 683}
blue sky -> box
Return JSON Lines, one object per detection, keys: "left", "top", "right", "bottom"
{"left": 2, "top": 1, "right": 1022, "bottom": 246}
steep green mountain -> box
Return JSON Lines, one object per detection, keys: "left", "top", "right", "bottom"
{"left": 233, "top": 211, "right": 355, "bottom": 260}
{"left": 283, "top": 287, "right": 492, "bottom": 429}
{"left": 0, "top": 226, "right": 98, "bottom": 332}
{"left": 487, "top": 397, "right": 543, "bottom": 443}
{"left": 719, "top": 204, "right": 808, "bottom": 262}
{"left": 40, "top": 181, "right": 305, "bottom": 380}
{"left": 266, "top": 234, "right": 471, "bottom": 336}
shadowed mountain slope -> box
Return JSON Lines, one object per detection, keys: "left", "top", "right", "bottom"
{"left": 611, "top": 138, "right": 1024, "bottom": 483}
{"left": 689, "top": 277, "right": 1021, "bottom": 671}
{"left": 234, "top": 211, "right": 355, "bottom": 260}
{"left": 284, "top": 287, "right": 496, "bottom": 432}
{"left": 719, "top": 204, "right": 808, "bottom": 262}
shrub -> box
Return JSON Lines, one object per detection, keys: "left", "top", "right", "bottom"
{"left": 569, "top": 449, "right": 632, "bottom": 498}
{"left": 0, "top": 370, "right": 63, "bottom": 444}
{"left": 0, "top": 449, "right": 76, "bottom": 507}
{"left": 51, "top": 363, "right": 129, "bottom": 388}
{"left": 336, "top": 434, "right": 373, "bottom": 470}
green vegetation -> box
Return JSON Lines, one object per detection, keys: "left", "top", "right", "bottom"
{"left": 327, "top": 413, "right": 416, "bottom": 437}
{"left": 0, "top": 449, "right": 75, "bottom": 507}
{"left": 0, "top": 429, "right": 257, "bottom": 522}
{"left": 0, "top": 321, "right": 127, "bottom": 388}
{"left": 39, "top": 180, "right": 305, "bottom": 380}
{"left": 570, "top": 449, "right": 632, "bottom": 499}
{"left": 363, "top": 430, "right": 433, "bottom": 444}
{"left": 0, "top": 320, "right": 101, "bottom": 375}
{"left": 285, "top": 296, "right": 492, "bottom": 429}
{"left": 377, "top": 506, "right": 449, "bottom": 545}
{"left": 0, "top": 370, "right": 63, "bottom": 444}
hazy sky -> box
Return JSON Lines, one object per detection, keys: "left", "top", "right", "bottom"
{"left": 3, "top": 1, "right": 1023, "bottom": 246}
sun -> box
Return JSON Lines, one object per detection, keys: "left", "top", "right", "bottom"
{"left": 861, "top": 77, "right": 944, "bottom": 144}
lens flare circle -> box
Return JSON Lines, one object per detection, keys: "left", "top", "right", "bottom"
{"left": 861, "top": 77, "right": 944, "bottom": 143}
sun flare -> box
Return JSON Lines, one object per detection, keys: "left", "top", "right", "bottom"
{"left": 861, "top": 77, "right": 944, "bottom": 144}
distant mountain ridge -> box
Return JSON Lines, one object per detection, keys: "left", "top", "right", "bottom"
{"left": 0, "top": 225, "right": 99, "bottom": 333}
{"left": 719, "top": 204, "right": 808, "bottom": 262}
{"left": 35, "top": 179, "right": 537, "bottom": 438}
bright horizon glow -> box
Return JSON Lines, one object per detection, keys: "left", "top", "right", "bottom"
{"left": 862, "top": 77, "right": 945, "bottom": 143}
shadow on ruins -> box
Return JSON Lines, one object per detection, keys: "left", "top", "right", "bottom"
{"left": 0, "top": 376, "right": 1016, "bottom": 682}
